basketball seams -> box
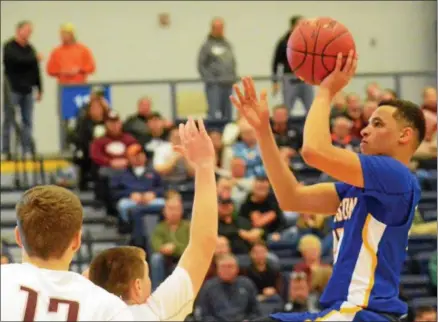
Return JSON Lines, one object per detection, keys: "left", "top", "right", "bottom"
{"left": 290, "top": 49, "right": 339, "bottom": 58}
{"left": 290, "top": 28, "right": 308, "bottom": 73}
{"left": 311, "top": 24, "right": 322, "bottom": 84}
{"left": 320, "top": 30, "right": 351, "bottom": 72}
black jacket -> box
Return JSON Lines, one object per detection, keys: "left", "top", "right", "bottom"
{"left": 3, "top": 39, "right": 42, "bottom": 94}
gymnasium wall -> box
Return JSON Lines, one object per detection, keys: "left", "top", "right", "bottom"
{"left": 1, "top": 1, "right": 436, "bottom": 154}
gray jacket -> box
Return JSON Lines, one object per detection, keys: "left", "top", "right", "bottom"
{"left": 197, "top": 35, "right": 236, "bottom": 83}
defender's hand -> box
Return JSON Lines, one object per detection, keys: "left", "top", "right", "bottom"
{"left": 230, "top": 77, "right": 270, "bottom": 133}
{"left": 173, "top": 118, "right": 216, "bottom": 170}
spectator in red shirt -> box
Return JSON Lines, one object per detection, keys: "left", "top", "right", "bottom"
{"left": 90, "top": 111, "right": 137, "bottom": 172}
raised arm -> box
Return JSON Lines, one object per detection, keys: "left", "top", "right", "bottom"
{"left": 301, "top": 51, "right": 364, "bottom": 188}
{"left": 175, "top": 119, "right": 218, "bottom": 294}
{"left": 231, "top": 78, "right": 341, "bottom": 215}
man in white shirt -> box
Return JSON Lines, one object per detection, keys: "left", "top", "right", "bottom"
{"left": 88, "top": 118, "right": 218, "bottom": 321}
{"left": 1, "top": 185, "right": 133, "bottom": 321}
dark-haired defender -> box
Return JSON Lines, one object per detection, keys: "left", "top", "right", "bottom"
{"left": 231, "top": 51, "right": 425, "bottom": 321}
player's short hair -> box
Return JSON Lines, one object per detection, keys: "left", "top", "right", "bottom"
{"left": 15, "top": 185, "right": 83, "bottom": 260}
{"left": 379, "top": 99, "right": 426, "bottom": 146}
{"left": 290, "top": 15, "right": 303, "bottom": 29}
{"left": 89, "top": 246, "right": 146, "bottom": 300}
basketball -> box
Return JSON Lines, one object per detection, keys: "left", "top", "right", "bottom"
{"left": 287, "top": 17, "right": 356, "bottom": 85}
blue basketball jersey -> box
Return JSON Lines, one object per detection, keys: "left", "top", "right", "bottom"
{"left": 319, "top": 154, "right": 421, "bottom": 315}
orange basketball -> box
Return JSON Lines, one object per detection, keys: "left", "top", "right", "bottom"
{"left": 287, "top": 17, "right": 356, "bottom": 85}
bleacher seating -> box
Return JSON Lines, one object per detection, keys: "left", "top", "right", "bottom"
{"left": 1, "top": 116, "right": 436, "bottom": 313}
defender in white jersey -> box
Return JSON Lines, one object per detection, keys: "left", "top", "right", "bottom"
{"left": 88, "top": 118, "right": 218, "bottom": 321}
{"left": 0, "top": 185, "right": 134, "bottom": 321}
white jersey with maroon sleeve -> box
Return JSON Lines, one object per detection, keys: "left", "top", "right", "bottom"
{"left": 128, "top": 267, "right": 194, "bottom": 321}
{"left": 1, "top": 263, "right": 134, "bottom": 321}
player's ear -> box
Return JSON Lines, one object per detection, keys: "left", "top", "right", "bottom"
{"left": 399, "top": 127, "right": 413, "bottom": 145}
{"left": 14, "top": 226, "right": 23, "bottom": 248}
{"left": 71, "top": 230, "right": 82, "bottom": 252}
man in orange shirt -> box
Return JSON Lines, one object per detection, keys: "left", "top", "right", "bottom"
{"left": 46, "top": 23, "right": 95, "bottom": 84}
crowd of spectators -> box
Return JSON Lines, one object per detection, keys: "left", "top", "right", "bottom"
{"left": 1, "top": 16, "right": 436, "bottom": 322}
{"left": 41, "top": 80, "right": 437, "bottom": 321}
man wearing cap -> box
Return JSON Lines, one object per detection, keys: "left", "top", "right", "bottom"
{"left": 111, "top": 143, "right": 165, "bottom": 225}
{"left": 90, "top": 110, "right": 137, "bottom": 172}
{"left": 47, "top": 23, "right": 95, "bottom": 84}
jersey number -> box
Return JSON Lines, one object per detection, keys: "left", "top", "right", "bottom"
{"left": 20, "top": 286, "right": 79, "bottom": 321}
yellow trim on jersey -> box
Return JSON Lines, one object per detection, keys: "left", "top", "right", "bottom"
{"left": 314, "top": 306, "right": 362, "bottom": 321}
{"left": 361, "top": 213, "right": 378, "bottom": 308}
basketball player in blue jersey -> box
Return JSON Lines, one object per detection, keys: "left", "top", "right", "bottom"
{"left": 231, "top": 51, "right": 426, "bottom": 322}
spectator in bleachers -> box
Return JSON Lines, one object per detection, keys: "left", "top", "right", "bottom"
{"left": 272, "top": 15, "right": 314, "bottom": 113}
{"left": 205, "top": 236, "right": 232, "bottom": 281}
{"left": 222, "top": 111, "right": 241, "bottom": 147}
{"left": 244, "top": 242, "right": 282, "bottom": 303}
{"left": 2, "top": 20, "right": 42, "bottom": 160}
{"left": 422, "top": 87, "right": 437, "bottom": 112}
{"left": 218, "top": 196, "right": 263, "bottom": 254}
{"left": 216, "top": 159, "right": 255, "bottom": 210}
{"left": 345, "top": 93, "right": 365, "bottom": 139}
{"left": 239, "top": 176, "right": 286, "bottom": 240}
{"left": 71, "top": 95, "right": 108, "bottom": 190}
{"left": 197, "top": 254, "right": 261, "bottom": 321}
{"left": 414, "top": 306, "right": 437, "bottom": 322}
{"left": 209, "top": 129, "right": 226, "bottom": 169}
{"left": 150, "top": 194, "right": 190, "bottom": 290}
{"left": 233, "top": 120, "right": 265, "bottom": 177}
{"left": 271, "top": 105, "right": 303, "bottom": 162}
{"left": 409, "top": 207, "right": 437, "bottom": 236}
{"left": 197, "top": 17, "right": 236, "bottom": 121}
{"left": 381, "top": 88, "right": 397, "bottom": 101}
{"left": 330, "top": 91, "right": 347, "bottom": 120}
{"left": 0, "top": 240, "right": 12, "bottom": 264}
{"left": 141, "top": 112, "right": 170, "bottom": 159}
{"left": 46, "top": 23, "right": 95, "bottom": 84}
{"left": 90, "top": 110, "right": 137, "bottom": 205}
{"left": 123, "top": 97, "right": 173, "bottom": 141}
{"left": 310, "top": 265, "right": 332, "bottom": 297}
{"left": 111, "top": 144, "right": 165, "bottom": 225}
{"left": 282, "top": 271, "right": 319, "bottom": 313}
{"left": 331, "top": 116, "right": 360, "bottom": 152}
{"left": 153, "top": 126, "right": 195, "bottom": 185}
{"left": 294, "top": 234, "right": 330, "bottom": 286}
{"left": 362, "top": 100, "right": 378, "bottom": 126}
{"left": 428, "top": 253, "right": 437, "bottom": 294}
{"left": 365, "top": 82, "right": 381, "bottom": 101}
{"left": 90, "top": 110, "right": 137, "bottom": 172}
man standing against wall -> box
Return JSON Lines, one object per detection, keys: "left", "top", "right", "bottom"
{"left": 272, "top": 16, "right": 314, "bottom": 115}
{"left": 46, "top": 23, "right": 96, "bottom": 84}
{"left": 2, "top": 21, "right": 43, "bottom": 160}
{"left": 197, "top": 17, "right": 237, "bottom": 121}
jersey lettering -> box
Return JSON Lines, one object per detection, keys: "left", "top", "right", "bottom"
{"left": 20, "top": 286, "right": 79, "bottom": 322}
{"left": 334, "top": 197, "right": 358, "bottom": 223}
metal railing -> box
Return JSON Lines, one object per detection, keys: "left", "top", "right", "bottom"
{"left": 57, "top": 71, "right": 436, "bottom": 150}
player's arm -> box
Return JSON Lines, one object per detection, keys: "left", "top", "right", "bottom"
{"left": 176, "top": 120, "right": 218, "bottom": 295}
{"left": 301, "top": 52, "right": 364, "bottom": 188}
{"left": 301, "top": 87, "right": 364, "bottom": 188}
{"left": 178, "top": 164, "right": 217, "bottom": 294}
{"left": 256, "top": 123, "right": 342, "bottom": 215}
